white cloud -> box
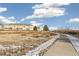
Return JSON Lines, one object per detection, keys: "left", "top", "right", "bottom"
{"left": 49, "top": 26, "right": 58, "bottom": 31}
{"left": 0, "top": 7, "right": 17, "bottom": 24}
{"left": 67, "top": 18, "right": 79, "bottom": 23}
{"left": 30, "top": 21, "right": 43, "bottom": 26}
{"left": 32, "top": 3, "right": 70, "bottom": 9}
{"left": 26, "top": 7, "right": 65, "bottom": 19}
{"left": 0, "top": 16, "right": 17, "bottom": 24}
{"left": 20, "top": 18, "right": 25, "bottom": 22}
{"left": 24, "top": 3, "right": 70, "bottom": 20}
{"left": 8, "top": 16, "right": 16, "bottom": 20}
{"left": 0, "top": 7, "right": 7, "bottom": 13}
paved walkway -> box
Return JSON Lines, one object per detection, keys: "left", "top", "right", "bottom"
{"left": 44, "top": 35, "right": 78, "bottom": 56}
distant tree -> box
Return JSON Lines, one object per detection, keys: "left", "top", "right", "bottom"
{"left": 43, "top": 25, "right": 49, "bottom": 31}
{"left": 33, "top": 26, "right": 37, "bottom": 31}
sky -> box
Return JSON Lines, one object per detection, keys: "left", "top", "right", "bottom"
{"left": 0, "top": 3, "right": 79, "bottom": 30}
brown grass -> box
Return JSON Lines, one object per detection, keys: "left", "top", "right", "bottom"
{"left": 0, "top": 30, "right": 54, "bottom": 56}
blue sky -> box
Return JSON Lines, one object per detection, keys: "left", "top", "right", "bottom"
{"left": 0, "top": 3, "right": 79, "bottom": 29}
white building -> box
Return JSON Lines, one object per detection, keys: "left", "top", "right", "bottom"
{"left": 0, "top": 24, "right": 34, "bottom": 30}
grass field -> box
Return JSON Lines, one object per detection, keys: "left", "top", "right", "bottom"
{"left": 0, "top": 30, "right": 54, "bottom": 56}
{"left": 54, "top": 29, "right": 79, "bottom": 38}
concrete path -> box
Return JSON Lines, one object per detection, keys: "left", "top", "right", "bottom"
{"left": 44, "top": 35, "right": 78, "bottom": 56}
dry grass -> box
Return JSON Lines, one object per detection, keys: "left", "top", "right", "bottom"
{"left": 0, "top": 30, "right": 54, "bottom": 56}
{"left": 54, "top": 29, "right": 79, "bottom": 39}
{"left": 54, "top": 29, "right": 79, "bottom": 35}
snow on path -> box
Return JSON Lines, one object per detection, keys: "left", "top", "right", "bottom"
{"left": 66, "top": 34, "right": 79, "bottom": 53}
{"left": 26, "top": 33, "right": 60, "bottom": 56}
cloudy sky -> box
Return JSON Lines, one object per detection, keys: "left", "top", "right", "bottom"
{"left": 0, "top": 3, "right": 79, "bottom": 30}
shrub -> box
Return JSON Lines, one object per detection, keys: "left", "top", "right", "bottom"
{"left": 33, "top": 26, "right": 37, "bottom": 31}
{"left": 43, "top": 25, "right": 49, "bottom": 31}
